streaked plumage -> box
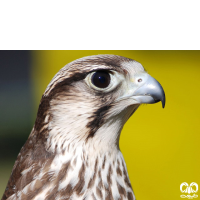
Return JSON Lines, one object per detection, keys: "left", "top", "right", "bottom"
{"left": 2, "top": 55, "right": 165, "bottom": 200}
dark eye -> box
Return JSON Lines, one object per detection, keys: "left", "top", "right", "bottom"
{"left": 91, "top": 70, "right": 111, "bottom": 88}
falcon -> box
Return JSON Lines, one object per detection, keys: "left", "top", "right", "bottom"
{"left": 2, "top": 55, "right": 165, "bottom": 200}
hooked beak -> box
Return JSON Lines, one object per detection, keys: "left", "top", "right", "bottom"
{"left": 133, "top": 75, "right": 165, "bottom": 108}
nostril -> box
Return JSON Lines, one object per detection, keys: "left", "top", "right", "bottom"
{"left": 138, "top": 78, "right": 142, "bottom": 82}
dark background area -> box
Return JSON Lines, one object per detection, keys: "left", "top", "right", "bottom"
{"left": 0, "top": 51, "right": 34, "bottom": 194}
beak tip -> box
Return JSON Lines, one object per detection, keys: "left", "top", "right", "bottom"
{"left": 132, "top": 74, "right": 166, "bottom": 109}
{"left": 162, "top": 98, "right": 165, "bottom": 108}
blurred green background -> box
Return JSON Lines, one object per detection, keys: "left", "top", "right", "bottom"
{"left": 0, "top": 51, "right": 200, "bottom": 199}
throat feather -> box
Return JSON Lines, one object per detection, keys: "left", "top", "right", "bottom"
{"left": 43, "top": 147, "right": 135, "bottom": 200}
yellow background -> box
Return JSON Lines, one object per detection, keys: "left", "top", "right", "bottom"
{"left": 2, "top": 51, "right": 199, "bottom": 199}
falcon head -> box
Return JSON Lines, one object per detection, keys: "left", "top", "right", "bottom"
{"left": 35, "top": 54, "right": 165, "bottom": 155}
{"left": 3, "top": 55, "right": 165, "bottom": 200}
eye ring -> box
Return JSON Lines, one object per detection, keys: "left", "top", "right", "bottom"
{"left": 91, "top": 70, "right": 111, "bottom": 88}
{"left": 85, "top": 69, "right": 123, "bottom": 92}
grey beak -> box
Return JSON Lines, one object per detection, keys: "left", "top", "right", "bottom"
{"left": 133, "top": 75, "right": 166, "bottom": 108}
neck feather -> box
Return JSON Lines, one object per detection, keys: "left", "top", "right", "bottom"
{"left": 44, "top": 144, "right": 135, "bottom": 200}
